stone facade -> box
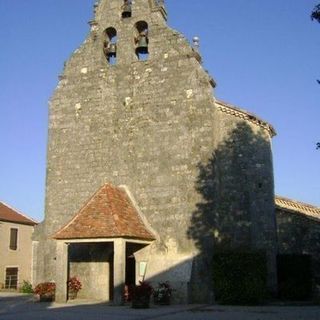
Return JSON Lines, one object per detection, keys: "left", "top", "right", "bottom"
{"left": 33, "top": 0, "right": 279, "bottom": 303}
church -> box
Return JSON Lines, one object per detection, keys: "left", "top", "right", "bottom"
{"left": 33, "top": 0, "right": 320, "bottom": 304}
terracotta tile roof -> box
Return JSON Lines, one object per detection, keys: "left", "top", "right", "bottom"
{"left": 53, "top": 183, "right": 155, "bottom": 240}
{"left": 215, "top": 99, "right": 276, "bottom": 137}
{"left": 275, "top": 196, "right": 320, "bottom": 221}
{"left": 0, "top": 202, "right": 38, "bottom": 225}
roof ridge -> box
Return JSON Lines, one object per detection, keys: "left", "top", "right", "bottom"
{"left": 119, "top": 185, "right": 158, "bottom": 241}
{"left": 0, "top": 201, "right": 38, "bottom": 224}
{"left": 105, "top": 184, "right": 122, "bottom": 235}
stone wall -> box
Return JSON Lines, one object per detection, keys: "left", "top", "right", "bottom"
{"left": 34, "top": 0, "right": 277, "bottom": 302}
{"left": 69, "top": 243, "right": 113, "bottom": 300}
{"left": 277, "top": 209, "right": 320, "bottom": 283}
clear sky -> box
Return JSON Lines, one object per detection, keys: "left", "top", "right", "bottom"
{"left": 0, "top": 0, "right": 319, "bottom": 222}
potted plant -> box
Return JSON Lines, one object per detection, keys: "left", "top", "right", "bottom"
{"left": 153, "top": 282, "right": 172, "bottom": 305}
{"left": 131, "top": 281, "right": 153, "bottom": 308}
{"left": 67, "top": 276, "right": 82, "bottom": 300}
{"left": 34, "top": 282, "right": 56, "bottom": 302}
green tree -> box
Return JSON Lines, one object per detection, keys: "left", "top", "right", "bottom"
{"left": 311, "top": 4, "right": 320, "bottom": 22}
{"left": 311, "top": 5, "right": 320, "bottom": 149}
{"left": 312, "top": 4, "right": 320, "bottom": 84}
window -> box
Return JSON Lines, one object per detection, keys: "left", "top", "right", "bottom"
{"left": 5, "top": 268, "right": 18, "bottom": 289}
{"left": 9, "top": 228, "right": 18, "bottom": 250}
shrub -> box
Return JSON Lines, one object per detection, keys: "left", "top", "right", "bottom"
{"left": 153, "top": 282, "right": 172, "bottom": 304}
{"left": 213, "top": 251, "right": 267, "bottom": 305}
{"left": 20, "top": 280, "right": 33, "bottom": 294}
{"left": 277, "top": 254, "right": 312, "bottom": 300}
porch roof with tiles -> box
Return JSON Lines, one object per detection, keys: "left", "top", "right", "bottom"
{"left": 53, "top": 183, "right": 155, "bottom": 241}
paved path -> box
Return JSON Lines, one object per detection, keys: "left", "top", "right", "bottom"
{"left": 0, "top": 292, "right": 319, "bottom": 320}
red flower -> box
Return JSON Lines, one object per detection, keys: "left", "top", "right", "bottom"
{"left": 67, "top": 277, "right": 82, "bottom": 292}
{"left": 34, "top": 282, "right": 56, "bottom": 295}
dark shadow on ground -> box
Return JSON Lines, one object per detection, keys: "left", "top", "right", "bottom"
{"left": 1, "top": 294, "right": 320, "bottom": 320}
{"left": 0, "top": 294, "right": 200, "bottom": 320}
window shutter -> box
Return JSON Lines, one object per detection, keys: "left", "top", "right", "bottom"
{"left": 9, "top": 228, "right": 18, "bottom": 250}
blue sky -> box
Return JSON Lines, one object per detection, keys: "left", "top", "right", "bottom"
{"left": 0, "top": 0, "right": 319, "bottom": 221}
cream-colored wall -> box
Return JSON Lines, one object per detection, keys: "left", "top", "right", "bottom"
{"left": 0, "top": 221, "right": 34, "bottom": 289}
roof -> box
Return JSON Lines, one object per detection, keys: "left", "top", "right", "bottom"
{"left": 215, "top": 99, "right": 276, "bottom": 137}
{"left": 53, "top": 183, "right": 155, "bottom": 241}
{"left": 275, "top": 196, "right": 320, "bottom": 221}
{"left": 0, "top": 202, "right": 38, "bottom": 226}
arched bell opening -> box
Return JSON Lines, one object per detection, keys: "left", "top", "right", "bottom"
{"left": 103, "top": 27, "right": 117, "bottom": 65}
{"left": 121, "top": 0, "right": 132, "bottom": 18}
{"left": 134, "top": 21, "right": 149, "bottom": 60}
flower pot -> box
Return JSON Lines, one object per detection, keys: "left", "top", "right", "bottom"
{"left": 68, "top": 290, "right": 78, "bottom": 300}
{"left": 154, "top": 294, "right": 171, "bottom": 305}
{"left": 131, "top": 296, "right": 150, "bottom": 308}
{"left": 39, "top": 293, "right": 54, "bottom": 302}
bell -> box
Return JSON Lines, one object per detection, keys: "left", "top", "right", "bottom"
{"left": 104, "top": 43, "right": 116, "bottom": 58}
{"left": 122, "top": 3, "right": 132, "bottom": 18}
{"left": 136, "top": 35, "right": 148, "bottom": 54}
{"left": 108, "top": 43, "right": 117, "bottom": 54}
{"left": 122, "top": 4, "right": 131, "bottom": 14}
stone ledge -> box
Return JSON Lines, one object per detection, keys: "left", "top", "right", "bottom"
{"left": 215, "top": 99, "right": 276, "bottom": 137}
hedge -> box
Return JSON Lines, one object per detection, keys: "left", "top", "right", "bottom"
{"left": 213, "top": 251, "right": 267, "bottom": 304}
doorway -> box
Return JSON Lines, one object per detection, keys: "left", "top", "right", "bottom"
{"left": 124, "top": 242, "right": 148, "bottom": 301}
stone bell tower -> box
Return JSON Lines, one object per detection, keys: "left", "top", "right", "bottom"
{"left": 33, "top": 0, "right": 278, "bottom": 304}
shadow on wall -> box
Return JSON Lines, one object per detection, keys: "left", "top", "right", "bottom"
{"left": 277, "top": 211, "right": 320, "bottom": 259}
{"left": 188, "top": 121, "right": 273, "bottom": 251}
{"left": 277, "top": 211, "right": 320, "bottom": 299}
{"left": 186, "top": 122, "right": 274, "bottom": 302}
